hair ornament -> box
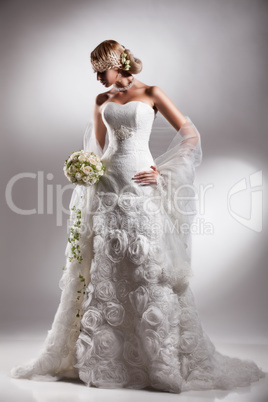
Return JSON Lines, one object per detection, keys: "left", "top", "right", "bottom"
{"left": 120, "top": 51, "right": 131, "bottom": 71}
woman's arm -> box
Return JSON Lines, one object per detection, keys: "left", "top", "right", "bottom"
{"left": 151, "top": 85, "right": 188, "bottom": 130}
{"left": 93, "top": 95, "right": 107, "bottom": 150}
{"left": 133, "top": 86, "right": 199, "bottom": 184}
{"left": 151, "top": 86, "right": 199, "bottom": 148}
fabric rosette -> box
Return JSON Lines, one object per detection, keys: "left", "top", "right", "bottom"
{"left": 63, "top": 150, "right": 105, "bottom": 186}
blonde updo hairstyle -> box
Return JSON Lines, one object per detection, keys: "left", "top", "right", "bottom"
{"left": 90, "top": 40, "right": 142, "bottom": 76}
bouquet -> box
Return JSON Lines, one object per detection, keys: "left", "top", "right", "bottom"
{"left": 63, "top": 150, "right": 105, "bottom": 186}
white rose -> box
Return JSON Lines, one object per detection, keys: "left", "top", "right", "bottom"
{"left": 78, "top": 154, "right": 87, "bottom": 162}
{"left": 105, "top": 229, "right": 128, "bottom": 263}
{"left": 133, "top": 265, "right": 144, "bottom": 282}
{"left": 105, "top": 211, "right": 120, "bottom": 231}
{"left": 115, "top": 280, "right": 132, "bottom": 302}
{"left": 179, "top": 307, "right": 198, "bottom": 328}
{"left": 143, "top": 328, "right": 161, "bottom": 356}
{"left": 89, "top": 156, "right": 97, "bottom": 165}
{"left": 150, "top": 361, "right": 182, "bottom": 393}
{"left": 129, "top": 286, "right": 149, "bottom": 314}
{"left": 118, "top": 192, "right": 138, "bottom": 213}
{"left": 93, "top": 325, "right": 124, "bottom": 359}
{"left": 75, "top": 172, "right": 82, "bottom": 179}
{"left": 90, "top": 299, "right": 104, "bottom": 312}
{"left": 103, "top": 301, "right": 125, "bottom": 326}
{"left": 78, "top": 367, "right": 92, "bottom": 386}
{"left": 179, "top": 330, "right": 199, "bottom": 353}
{"left": 142, "top": 305, "right": 164, "bottom": 327}
{"left": 95, "top": 280, "right": 116, "bottom": 302}
{"left": 156, "top": 325, "right": 169, "bottom": 339}
{"left": 82, "top": 165, "right": 93, "bottom": 175}
{"left": 82, "top": 282, "right": 94, "bottom": 310}
{"left": 68, "top": 165, "right": 76, "bottom": 174}
{"left": 149, "top": 285, "right": 166, "bottom": 301}
{"left": 127, "top": 235, "right": 149, "bottom": 265}
{"left": 82, "top": 175, "right": 91, "bottom": 183}
{"left": 90, "top": 271, "right": 100, "bottom": 286}
{"left": 98, "top": 192, "right": 118, "bottom": 211}
{"left": 143, "top": 263, "right": 162, "bottom": 284}
{"left": 74, "top": 332, "right": 93, "bottom": 369}
{"left": 167, "top": 332, "right": 180, "bottom": 347}
{"left": 128, "top": 368, "right": 149, "bottom": 389}
{"left": 97, "top": 257, "right": 113, "bottom": 279}
{"left": 95, "top": 163, "right": 102, "bottom": 171}
{"left": 92, "top": 214, "right": 106, "bottom": 236}
{"left": 159, "top": 345, "right": 176, "bottom": 366}
{"left": 92, "top": 361, "right": 129, "bottom": 388}
{"left": 123, "top": 334, "right": 143, "bottom": 366}
{"left": 81, "top": 307, "right": 104, "bottom": 334}
{"left": 70, "top": 151, "right": 80, "bottom": 160}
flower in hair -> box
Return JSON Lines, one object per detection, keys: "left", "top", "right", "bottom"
{"left": 121, "top": 52, "right": 131, "bottom": 70}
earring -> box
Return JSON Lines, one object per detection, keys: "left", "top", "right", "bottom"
{"left": 118, "top": 72, "right": 122, "bottom": 82}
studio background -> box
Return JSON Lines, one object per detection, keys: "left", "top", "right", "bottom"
{"left": 1, "top": 0, "right": 267, "bottom": 346}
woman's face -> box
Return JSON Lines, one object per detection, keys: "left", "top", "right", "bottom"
{"left": 95, "top": 68, "right": 119, "bottom": 87}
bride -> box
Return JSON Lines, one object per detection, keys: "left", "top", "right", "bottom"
{"left": 10, "top": 39, "right": 266, "bottom": 393}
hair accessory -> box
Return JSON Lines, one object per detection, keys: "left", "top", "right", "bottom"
{"left": 91, "top": 46, "right": 131, "bottom": 73}
{"left": 120, "top": 51, "right": 131, "bottom": 71}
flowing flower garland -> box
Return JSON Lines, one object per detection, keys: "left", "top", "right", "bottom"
{"left": 68, "top": 205, "right": 83, "bottom": 263}
{"left": 63, "top": 149, "right": 105, "bottom": 317}
{"left": 62, "top": 204, "right": 86, "bottom": 318}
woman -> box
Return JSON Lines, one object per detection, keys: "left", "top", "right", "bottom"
{"left": 10, "top": 39, "right": 265, "bottom": 393}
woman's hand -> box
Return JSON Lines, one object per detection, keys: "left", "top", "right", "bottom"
{"left": 132, "top": 165, "right": 160, "bottom": 184}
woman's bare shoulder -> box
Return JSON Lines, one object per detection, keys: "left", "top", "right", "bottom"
{"left": 146, "top": 85, "right": 165, "bottom": 97}
{"left": 95, "top": 90, "right": 112, "bottom": 108}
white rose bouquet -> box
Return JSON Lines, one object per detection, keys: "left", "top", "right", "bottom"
{"left": 63, "top": 150, "right": 105, "bottom": 186}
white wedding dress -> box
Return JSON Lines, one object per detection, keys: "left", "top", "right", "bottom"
{"left": 10, "top": 101, "right": 266, "bottom": 392}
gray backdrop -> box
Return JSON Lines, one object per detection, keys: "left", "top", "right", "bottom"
{"left": 1, "top": 0, "right": 267, "bottom": 344}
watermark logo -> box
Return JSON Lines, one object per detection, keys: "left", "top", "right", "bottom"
{"left": 5, "top": 169, "right": 263, "bottom": 233}
{"left": 227, "top": 170, "right": 263, "bottom": 232}
{"left": 5, "top": 171, "right": 74, "bottom": 226}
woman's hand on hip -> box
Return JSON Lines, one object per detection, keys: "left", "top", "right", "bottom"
{"left": 132, "top": 165, "right": 159, "bottom": 184}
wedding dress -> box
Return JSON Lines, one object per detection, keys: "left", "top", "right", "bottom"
{"left": 10, "top": 101, "right": 266, "bottom": 392}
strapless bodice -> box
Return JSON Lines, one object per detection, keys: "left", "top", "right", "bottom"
{"left": 102, "top": 101, "right": 156, "bottom": 147}
{"left": 100, "top": 101, "right": 156, "bottom": 183}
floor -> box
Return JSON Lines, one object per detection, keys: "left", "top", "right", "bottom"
{"left": 1, "top": 336, "right": 267, "bottom": 402}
